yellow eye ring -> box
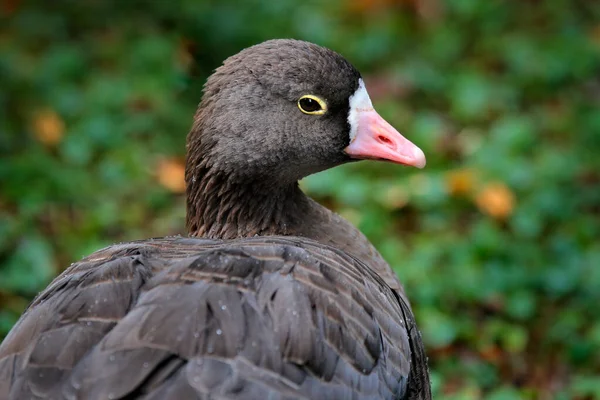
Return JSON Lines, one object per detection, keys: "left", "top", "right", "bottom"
{"left": 298, "top": 95, "right": 327, "bottom": 115}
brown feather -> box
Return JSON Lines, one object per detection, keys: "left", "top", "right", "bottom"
{"left": 1, "top": 237, "right": 417, "bottom": 399}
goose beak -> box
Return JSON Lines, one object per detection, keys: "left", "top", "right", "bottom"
{"left": 344, "top": 110, "right": 426, "bottom": 169}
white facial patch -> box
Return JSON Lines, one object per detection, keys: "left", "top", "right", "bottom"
{"left": 347, "top": 79, "right": 374, "bottom": 142}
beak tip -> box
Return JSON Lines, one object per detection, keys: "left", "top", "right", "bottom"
{"left": 413, "top": 148, "right": 427, "bottom": 169}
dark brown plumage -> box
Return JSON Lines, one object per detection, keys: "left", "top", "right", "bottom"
{"left": 0, "top": 39, "right": 431, "bottom": 399}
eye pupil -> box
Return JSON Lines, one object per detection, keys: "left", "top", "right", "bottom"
{"left": 299, "top": 97, "right": 322, "bottom": 113}
{"left": 303, "top": 99, "right": 317, "bottom": 110}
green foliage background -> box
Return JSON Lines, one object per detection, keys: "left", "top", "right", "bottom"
{"left": 1, "top": 0, "right": 599, "bottom": 398}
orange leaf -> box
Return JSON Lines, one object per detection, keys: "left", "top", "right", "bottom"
{"left": 445, "top": 168, "right": 476, "bottom": 196}
{"left": 475, "top": 182, "right": 515, "bottom": 219}
{"left": 32, "top": 109, "right": 64, "bottom": 146}
{"left": 156, "top": 159, "right": 186, "bottom": 193}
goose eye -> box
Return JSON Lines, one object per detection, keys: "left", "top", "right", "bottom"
{"left": 298, "top": 95, "right": 327, "bottom": 115}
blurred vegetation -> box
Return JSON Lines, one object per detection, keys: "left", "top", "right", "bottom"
{"left": 1, "top": 0, "right": 599, "bottom": 398}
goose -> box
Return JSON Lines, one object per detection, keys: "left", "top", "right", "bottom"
{"left": 0, "top": 39, "right": 431, "bottom": 400}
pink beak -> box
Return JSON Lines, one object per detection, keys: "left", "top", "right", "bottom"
{"left": 344, "top": 110, "right": 426, "bottom": 169}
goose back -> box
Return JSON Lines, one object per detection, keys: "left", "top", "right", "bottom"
{"left": 0, "top": 236, "right": 429, "bottom": 399}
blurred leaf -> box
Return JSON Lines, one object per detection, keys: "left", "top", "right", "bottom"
{"left": 475, "top": 182, "right": 515, "bottom": 219}
{"left": 486, "top": 387, "right": 525, "bottom": 400}
{"left": 421, "top": 307, "right": 458, "bottom": 348}
{"left": 0, "top": 235, "right": 54, "bottom": 294}
{"left": 571, "top": 375, "right": 600, "bottom": 398}
{"left": 156, "top": 158, "right": 186, "bottom": 193}
{"left": 31, "top": 108, "right": 64, "bottom": 146}
{"left": 446, "top": 168, "right": 476, "bottom": 196}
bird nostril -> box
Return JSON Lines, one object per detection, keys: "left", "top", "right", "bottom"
{"left": 377, "top": 135, "right": 393, "bottom": 147}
